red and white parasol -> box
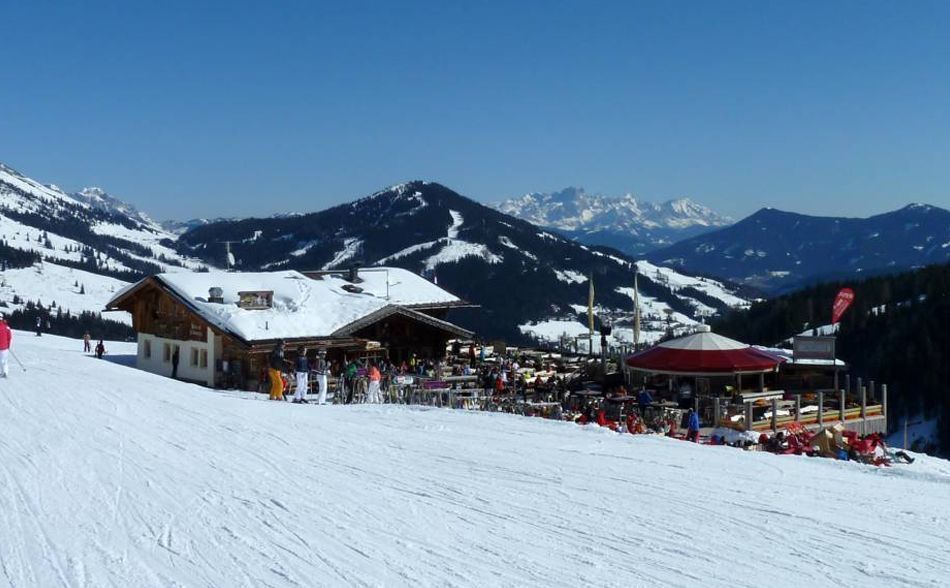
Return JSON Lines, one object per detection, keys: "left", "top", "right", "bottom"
{"left": 625, "top": 326, "right": 784, "bottom": 376}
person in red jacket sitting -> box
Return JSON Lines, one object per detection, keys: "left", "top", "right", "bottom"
{"left": 0, "top": 314, "right": 12, "bottom": 377}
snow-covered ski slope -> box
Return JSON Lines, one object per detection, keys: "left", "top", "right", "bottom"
{"left": 0, "top": 164, "right": 205, "bottom": 274}
{"left": 0, "top": 263, "right": 132, "bottom": 324}
{"left": 1, "top": 333, "right": 949, "bottom": 587}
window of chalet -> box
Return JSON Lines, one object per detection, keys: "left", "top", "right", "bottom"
{"left": 190, "top": 348, "right": 199, "bottom": 367}
{"left": 200, "top": 349, "right": 208, "bottom": 369}
{"left": 163, "top": 343, "right": 171, "bottom": 362}
{"left": 144, "top": 340, "right": 151, "bottom": 359}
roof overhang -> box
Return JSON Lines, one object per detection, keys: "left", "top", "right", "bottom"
{"left": 332, "top": 304, "right": 473, "bottom": 339}
{"left": 625, "top": 367, "right": 781, "bottom": 377}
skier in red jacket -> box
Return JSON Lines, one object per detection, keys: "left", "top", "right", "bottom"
{"left": 0, "top": 315, "right": 12, "bottom": 378}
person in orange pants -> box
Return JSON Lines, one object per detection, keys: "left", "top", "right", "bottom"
{"left": 268, "top": 340, "right": 286, "bottom": 401}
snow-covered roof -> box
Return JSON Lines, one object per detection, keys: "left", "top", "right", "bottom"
{"left": 755, "top": 346, "right": 848, "bottom": 368}
{"left": 107, "top": 268, "right": 466, "bottom": 343}
{"left": 326, "top": 267, "right": 462, "bottom": 308}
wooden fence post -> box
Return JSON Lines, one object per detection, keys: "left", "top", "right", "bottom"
{"left": 860, "top": 385, "right": 867, "bottom": 435}
{"left": 882, "top": 384, "right": 888, "bottom": 425}
{"left": 839, "top": 388, "right": 846, "bottom": 423}
{"left": 714, "top": 397, "right": 721, "bottom": 428}
{"left": 818, "top": 390, "right": 824, "bottom": 426}
{"left": 795, "top": 394, "right": 801, "bottom": 422}
{"left": 745, "top": 402, "right": 753, "bottom": 431}
{"left": 771, "top": 397, "right": 778, "bottom": 433}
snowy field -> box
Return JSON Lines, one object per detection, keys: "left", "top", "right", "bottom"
{"left": 0, "top": 263, "right": 132, "bottom": 324}
{"left": 1, "top": 333, "right": 949, "bottom": 587}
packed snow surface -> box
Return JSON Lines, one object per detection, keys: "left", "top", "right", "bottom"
{"left": 320, "top": 237, "right": 362, "bottom": 269}
{"left": 1, "top": 333, "right": 949, "bottom": 587}
{"left": 1, "top": 262, "right": 131, "bottom": 324}
{"left": 636, "top": 260, "right": 748, "bottom": 308}
{"left": 553, "top": 269, "right": 587, "bottom": 284}
{"left": 422, "top": 241, "right": 502, "bottom": 271}
{"left": 447, "top": 209, "right": 463, "bottom": 239}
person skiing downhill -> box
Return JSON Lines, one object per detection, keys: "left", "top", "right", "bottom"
{"left": 95, "top": 340, "right": 106, "bottom": 359}
{"left": 35, "top": 316, "right": 42, "bottom": 337}
{"left": 0, "top": 314, "right": 12, "bottom": 377}
{"left": 83, "top": 331, "right": 91, "bottom": 353}
{"left": 314, "top": 349, "right": 329, "bottom": 405}
{"left": 268, "top": 340, "right": 286, "bottom": 401}
{"left": 292, "top": 346, "right": 309, "bottom": 404}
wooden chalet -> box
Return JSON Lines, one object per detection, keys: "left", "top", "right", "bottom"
{"left": 105, "top": 267, "right": 474, "bottom": 390}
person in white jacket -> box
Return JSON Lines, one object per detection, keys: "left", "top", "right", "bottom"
{"left": 314, "top": 349, "right": 329, "bottom": 405}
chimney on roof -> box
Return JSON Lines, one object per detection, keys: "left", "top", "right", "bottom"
{"left": 208, "top": 287, "right": 224, "bottom": 304}
{"left": 347, "top": 263, "right": 361, "bottom": 283}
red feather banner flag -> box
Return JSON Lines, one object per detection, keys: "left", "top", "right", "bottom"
{"left": 831, "top": 287, "right": 855, "bottom": 324}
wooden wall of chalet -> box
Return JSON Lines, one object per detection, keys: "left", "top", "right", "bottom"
{"left": 129, "top": 286, "right": 212, "bottom": 343}
{"left": 352, "top": 314, "right": 451, "bottom": 361}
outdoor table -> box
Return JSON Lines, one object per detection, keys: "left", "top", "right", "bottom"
{"left": 449, "top": 388, "right": 480, "bottom": 409}
{"left": 603, "top": 395, "right": 635, "bottom": 420}
{"left": 567, "top": 389, "right": 603, "bottom": 412}
{"left": 571, "top": 389, "right": 604, "bottom": 396}
{"left": 519, "top": 400, "right": 562, "bottom": 417}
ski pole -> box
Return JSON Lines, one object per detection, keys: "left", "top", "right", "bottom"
{"left": 9, "top": 350, "right": 26, "bottom": 372}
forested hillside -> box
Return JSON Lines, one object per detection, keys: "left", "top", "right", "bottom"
{"left": 713, "top": 263, "right": 950, "bottom": 453}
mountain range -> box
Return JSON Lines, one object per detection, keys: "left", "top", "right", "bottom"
{"left": 175, "top": 181, "right": 748, "bottom": 343}
{"left": 494, "top": 187, "right": 732, "bottom": 255}
{"left": 648, "top": 204, "right": 950, "bottom": 293}
{"left": 0, "top": 162, "right": 206, "bottom": 335}
{"left": 0, "top": 162, "right": 746, "bottom": 345}
{"left": 3, "top": 157, "right": 946, "bottom": 343}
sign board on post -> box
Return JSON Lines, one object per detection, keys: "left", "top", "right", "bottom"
{"left": 189, "top": 322, "right": 206, "bottom": 341}
{"left": 793, "top": 336, "right": 836, "bottom": 361}
{"left": 237, "top": 290, "right": 273, "bottom": 310}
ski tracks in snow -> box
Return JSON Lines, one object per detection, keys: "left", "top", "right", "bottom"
{"left": 447, "top": 210, "right": 463, "bottom": 239}
{"left": 1, "top": 334, "right": 949, "bottom": 586}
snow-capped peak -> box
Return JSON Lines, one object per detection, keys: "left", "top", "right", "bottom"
{"left": 72, "top": 185, "right": 157, "bottom": 227}
{"left": 496, "top": 189, "right": 729, "bottom": 232}
{"left": 493, "top": 188, "right": 731, "bottom": 255}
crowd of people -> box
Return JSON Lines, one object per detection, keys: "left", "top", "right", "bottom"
{"left": 260, "top": 340, "right": 580, "bottom": 407}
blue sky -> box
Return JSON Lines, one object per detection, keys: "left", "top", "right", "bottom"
{"left": 2, "top": 1, "right": 948, "bottom": 220}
